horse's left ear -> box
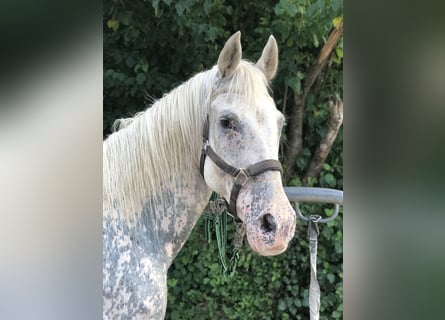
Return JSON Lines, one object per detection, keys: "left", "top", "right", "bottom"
{"left": 256, "top": 35, "right": 279, "bottom": 81}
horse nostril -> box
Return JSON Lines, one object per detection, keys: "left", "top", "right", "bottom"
{"left": 261, "top": 214, "right": 277, "bottom": 233}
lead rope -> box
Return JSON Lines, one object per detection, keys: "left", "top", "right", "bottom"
{"left": 205, "top": 193, "right": 229, "bottom": 274}
{"left": 308, "top": 215, "right": 321, "bottom": 320}
{"left": 295, "top": 202, "right": 341, "bottom": 320}
{"left": 229, "top": 219, "right": 245, "bottom": 277}
{"left": 205, "top": 192, "right": 245, "bottom": 277}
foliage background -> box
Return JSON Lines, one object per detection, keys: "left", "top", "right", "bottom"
{"left": 104, "top": 0, "right": 343, "bottom": 318}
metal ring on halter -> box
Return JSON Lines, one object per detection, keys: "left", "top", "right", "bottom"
{"left": 295, "top": 202, "right": 340, "bottom": 224}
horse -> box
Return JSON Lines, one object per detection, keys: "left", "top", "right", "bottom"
{"left": 103, "top": 32, "right": 296, "bottom": 319}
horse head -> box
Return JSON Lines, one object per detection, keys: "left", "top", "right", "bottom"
{"left": 201, "top": 32, "right": 296, "bottom": 256}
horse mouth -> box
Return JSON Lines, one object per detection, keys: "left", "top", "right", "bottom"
{"left": 247, "top": 234, "right": 288, "bottom": 256}
{"left": 243, "top": 214, "right": 295, "bottom": 256}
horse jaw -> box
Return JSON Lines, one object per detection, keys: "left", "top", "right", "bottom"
{"left": 237, "top": 171, "right": 296, "bottom": 256}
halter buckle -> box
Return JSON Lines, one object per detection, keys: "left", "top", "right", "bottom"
{"left": 201, "top": 140, "right": 209, "bottom": 152}
{"left": 234, "top": 169, "right": 250, "bottom": 186}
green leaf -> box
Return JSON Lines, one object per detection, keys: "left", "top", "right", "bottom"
{"left": 296, "top": 156, "right": 307, "bottom": 170}
{"left": 313, "top": 33, "right": 319, "bottom": 47}
{"left": 335, "top": 45, "right": 343, "bottom": 58}
{"left": 323, "top": 163, "right": 332, "bottom": 171}
{"left": 333, "top": 16, "right": 343, "bottom": 28}
{"left": 332, "top": 310, "right": 342, "bottom": 318}
{"left": 278, "top": 300, "right": 287, "bottom": 311}
{"left": 274, "top": 2, "right": 284, "bottom": 15}
{"left": 136, "top": 73, "right": 146, "bottom": 85}
{"left": 287, "top": 77, "right": 301, "bottom": 93}
{"left": 118, "top": 11, "right": 132, "bottom": 26}
{"left": 287, "top": 2, "right": 299, "bottom": 17}
{"left": 307, "top": 3, "right": 317, "bottom": 16}
{"left": 301, "top": 147, "right": 311, "bottom": 157}
{"left": 323, "top": 173, "right": 336, "bottom": 186}
{"left": 288, "top": 176, "right": 301, "bottom": 186}
{"left": 333, "top": 0, "right": 342, "bottom": 13}
{"left": 175, "top": 2, "right": 185, "bottom": 16}
{"left": 106, "top": 19, "right": 119, "bottom": 32}
{"left": 125, "top": 56, "right": 136, "bottom": 68}
{"left": 167, "top": 278, "right": 178, "bottom": 287}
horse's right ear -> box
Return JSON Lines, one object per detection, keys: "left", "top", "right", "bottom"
{"left": 217, "top": 31, "right": 242, "bottom": 78}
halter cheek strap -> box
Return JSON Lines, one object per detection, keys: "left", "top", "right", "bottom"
{"left": 199, "top": 116, "right": 283, "bottom": 215}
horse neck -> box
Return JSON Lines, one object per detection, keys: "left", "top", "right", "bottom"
{"left": 140, "top": 173, "right": 212, "bottom": 266}
{"left": 104, "top": 69, "right": 217, "bottom": 266}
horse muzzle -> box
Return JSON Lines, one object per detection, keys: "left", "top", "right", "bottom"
{"left": 237, "top": 173, "right": 296, "bottom": 256}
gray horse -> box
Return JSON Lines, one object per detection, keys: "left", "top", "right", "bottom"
{"left": 103, "top": 32, "right": 296, "bottom": 319}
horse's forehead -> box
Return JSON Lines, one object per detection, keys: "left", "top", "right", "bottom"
{"left": 212, "top": 91, "right": 275, "bottom": 114}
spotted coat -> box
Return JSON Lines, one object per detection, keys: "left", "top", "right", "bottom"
{"left": 103, "top": 176, "right": 211, "bottom": 319}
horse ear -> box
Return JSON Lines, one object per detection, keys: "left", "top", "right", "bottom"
{"left": 217, "top": 31, "right": 242, "bottom": 78}
{"left": 256, "top": 35, "right": 279, "bottom": 81}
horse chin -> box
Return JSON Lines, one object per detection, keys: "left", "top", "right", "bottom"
{"left": 248, "top": 237, "right": 288, "bottom": 256}
{"left": 244, "top": 226, "right": 291, "bottom": 256}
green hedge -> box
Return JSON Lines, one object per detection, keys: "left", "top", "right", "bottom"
{"left": 166, "top": 204, "right": 342, "bottom": 319}
{"left": 104, "top": 1, "right": 343, "bottom": 319}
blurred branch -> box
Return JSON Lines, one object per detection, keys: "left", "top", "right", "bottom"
{"left": 303, "top": 96, "right": 343, "bottom": 183}
{"left": 283, "top": 21, "right": 343, "bottom": 182}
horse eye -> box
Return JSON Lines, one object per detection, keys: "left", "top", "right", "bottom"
{"left": 220, "top": 118, "right": 235, "bottom": 130}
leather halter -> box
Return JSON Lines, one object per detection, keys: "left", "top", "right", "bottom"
{"left": 199, "top": 115, "right": 283, "bottom": 215}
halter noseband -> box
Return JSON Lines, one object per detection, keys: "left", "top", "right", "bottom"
{"left": 199, "top": 115, "right": 283, "bottom": 216}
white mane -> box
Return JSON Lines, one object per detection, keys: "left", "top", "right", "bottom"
{"left": 103, "top": 61, "right": 270, "bottom": 223}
